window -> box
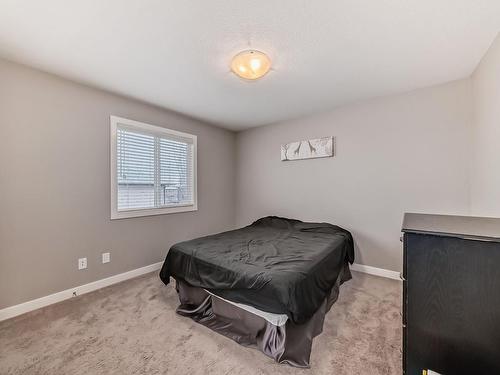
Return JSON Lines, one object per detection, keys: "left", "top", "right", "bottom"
{"left": 110, "top": 116, "right": 197, "bottom": 219}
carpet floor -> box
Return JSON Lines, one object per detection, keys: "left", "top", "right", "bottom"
{"left": 0, "top": 271, "right": 402, "bottom": 374}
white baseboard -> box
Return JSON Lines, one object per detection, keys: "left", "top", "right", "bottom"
{"left": 0, "top": 262, "right": 163, "bottom": 322}
{"left": 0, "top": 261, "right": 398, "bottom": 322}
{"left": 351, "top": 263, "right": 401, "bottom": 281}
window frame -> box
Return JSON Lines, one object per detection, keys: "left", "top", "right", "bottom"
{"left": 110, "top": 115, "right": 197, "bottom": 220}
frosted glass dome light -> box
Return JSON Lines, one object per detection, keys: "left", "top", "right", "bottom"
{"left": 231, "top": 50, "right": 271, "bottom": 80}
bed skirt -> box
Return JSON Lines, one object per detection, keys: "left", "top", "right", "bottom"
{"left": 173, "top": 262, "right": 351, "bottom": 368}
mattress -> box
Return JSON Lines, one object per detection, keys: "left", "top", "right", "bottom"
{"left": 160, "top": 216, "right": 354, "bottom": 324}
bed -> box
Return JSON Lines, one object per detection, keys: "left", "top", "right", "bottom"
{"left": 159, "top": 216, "right": 354, "bottom": 367}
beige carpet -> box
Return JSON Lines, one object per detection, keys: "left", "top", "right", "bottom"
{"left": 0, "top": 271, "right": 402, "bottom": 374}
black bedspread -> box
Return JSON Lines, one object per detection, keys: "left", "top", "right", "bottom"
{"left": 159, "top": 216, "right": 354, "bottom": 324}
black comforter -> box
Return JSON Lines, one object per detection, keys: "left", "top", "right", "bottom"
{"left": 159, "top": 216, "right": 354, "bottom": 324}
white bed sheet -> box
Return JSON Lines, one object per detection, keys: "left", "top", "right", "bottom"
{"left": 204, "top": 289, "right": 288, "bottom": 326}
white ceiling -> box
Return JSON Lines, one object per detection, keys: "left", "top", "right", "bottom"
{"left": 0, "top": 1, "right": 499, "bottom": 130}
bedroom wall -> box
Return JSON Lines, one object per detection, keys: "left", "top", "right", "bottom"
{"left": 470, "top": 33, "right": 500, "bottom": 216}
{"left": 0, "top": 59, "right": 236, "bottom": 309}
{"left": 235, "top": 79, "right": 472, "bottom": 272}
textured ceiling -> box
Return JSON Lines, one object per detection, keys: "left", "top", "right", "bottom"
{"left": 0, "top": 1, "right": 499, "bottom": 130}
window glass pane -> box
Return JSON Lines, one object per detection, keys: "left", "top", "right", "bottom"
{"left": 159, "top": 138, "right": 192, "bottom": 206}
{"left": 117, "top": 128, "right": 155, "bottom": 210}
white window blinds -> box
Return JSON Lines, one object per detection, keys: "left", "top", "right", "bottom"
{"left": 111, "top": 116, "right": 197, "bottom": 219}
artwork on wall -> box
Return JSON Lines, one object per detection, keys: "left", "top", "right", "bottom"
{"left": 280, "top": 136, "right": 334, "bottom": 161}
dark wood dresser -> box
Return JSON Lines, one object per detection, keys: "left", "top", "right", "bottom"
{"left": 401, "top": 213, "right": 500, "bottom": 375}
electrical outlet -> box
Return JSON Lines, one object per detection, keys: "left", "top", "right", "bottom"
{"left": 102, "top": 252, "right": 110, "bottom": 264}
{"left": 78, "top": 257, "right": 87, "bottom": 270}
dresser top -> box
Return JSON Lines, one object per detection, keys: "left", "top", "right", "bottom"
{"left": 402, "top": 213, "right": 500, "bottom": 241}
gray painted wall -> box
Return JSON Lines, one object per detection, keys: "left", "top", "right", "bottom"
{"left": 235, "top": 79, "right": 473, "bottom": 272}
{"left": 3, "top": 50, "right": 498, "bottom": 309}
{"left": 471, "top": 33, "right": 500, "bottom": 216}
{"left": 0, "top": 59, "right": 236, "bottom": 308}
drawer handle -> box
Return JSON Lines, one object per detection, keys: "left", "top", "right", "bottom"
{"left": 399, "top": 272, "right": 406, "bottom": 281}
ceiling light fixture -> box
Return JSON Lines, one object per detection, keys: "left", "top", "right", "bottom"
{"left": 231, "top": 50, "right": 271, "bottom": 80}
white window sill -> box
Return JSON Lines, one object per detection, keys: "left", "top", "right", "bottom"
{"left": 110, "top": 203, "right": 198, "bottom": 220}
